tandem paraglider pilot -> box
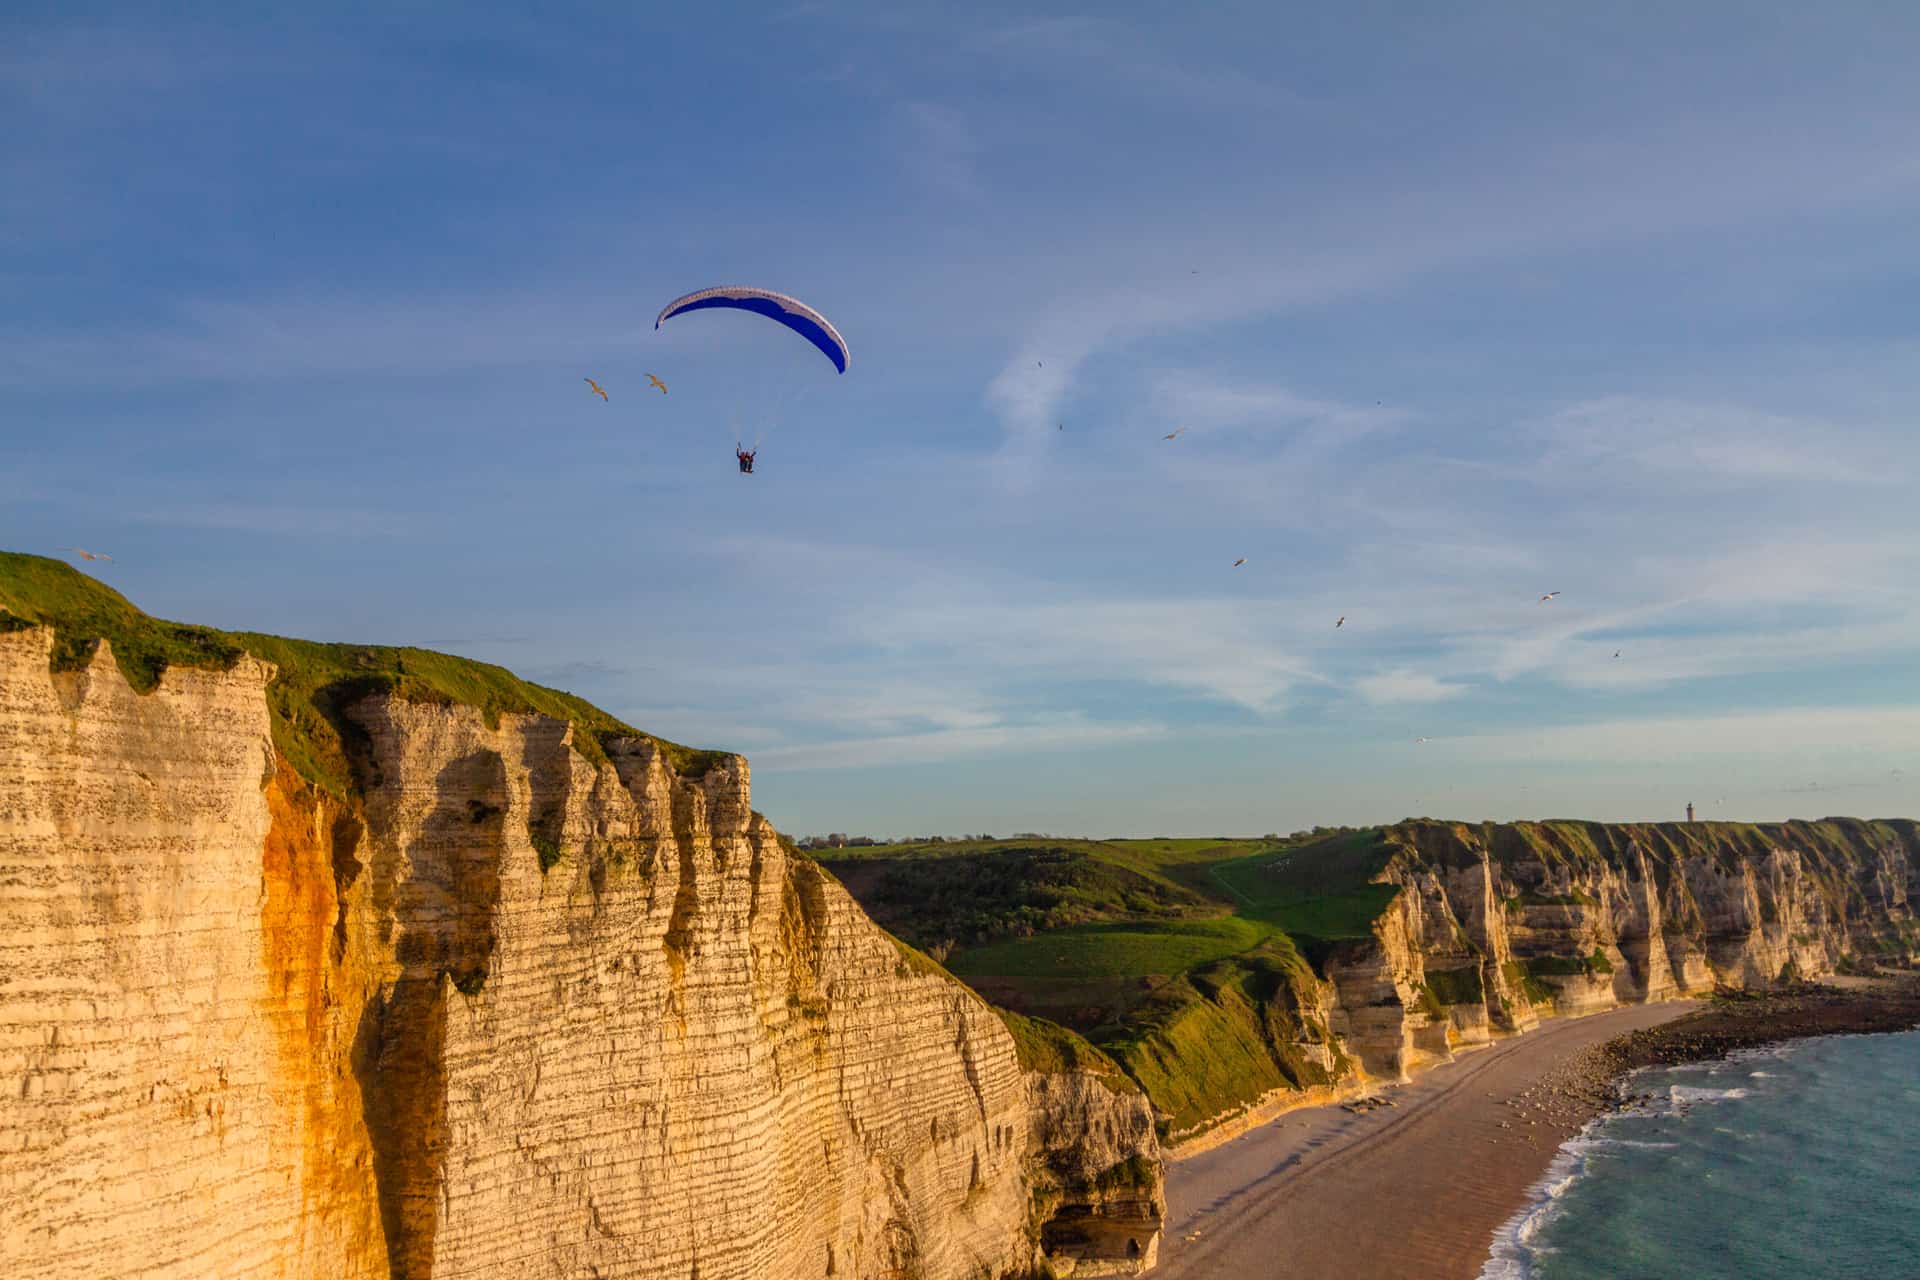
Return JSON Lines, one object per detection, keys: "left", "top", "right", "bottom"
{"left": 736, "top": 447, "right": 756, "bottom": 474}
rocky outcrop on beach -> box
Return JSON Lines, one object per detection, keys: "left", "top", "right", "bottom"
{"left": 1024, "top": 1069, "right": 1164, "bottom": 1276}
{"left": 0, "top": 616, "right": 1161, "bottom": 1280}
{"left": 1319, "top": 819, "right": 1920, "bottom": 1084}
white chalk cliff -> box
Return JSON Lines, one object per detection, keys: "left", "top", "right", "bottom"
{"left": 0, "top": 624, "right": 1161, "bottom": 1279}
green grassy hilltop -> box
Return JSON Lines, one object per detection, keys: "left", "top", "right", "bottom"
{"left": 0, "top": 551, "right": 728, "bottom": 797}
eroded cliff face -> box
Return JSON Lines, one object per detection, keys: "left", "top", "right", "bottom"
{"left": 1317, "top": 820, "right": 1920, "bottom": 1085}
{"left": 0, "top": 629, "right": 1161, "bottom": 1279}
{"left": 1023, "top": 1072, "right": 1162, "bottom": 1277}
{"left": 1143, "top": 818, "right": 1918, "bottom": 1152}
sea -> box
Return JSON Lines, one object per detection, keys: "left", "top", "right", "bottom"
{"left": 1482, "top": 1029, "right": 1920, "bottom": 1280}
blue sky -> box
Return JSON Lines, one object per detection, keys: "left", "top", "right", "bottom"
{"left": 6, "top": 3, "right": 1919, "bottom": 836}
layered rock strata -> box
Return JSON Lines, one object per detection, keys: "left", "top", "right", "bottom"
{"left": 1313, "top": 819, "right": 1919, "bottom": 1086}
{"left": 0, "top": 628, "right": 1161, "bottom": 1279}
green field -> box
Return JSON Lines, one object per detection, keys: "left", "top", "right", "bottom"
{"left": 946, "top": 917, "right": 1281, "bottom": 980}
{"left": 1207, "top": 833, "right": 1400, "bottom": 941}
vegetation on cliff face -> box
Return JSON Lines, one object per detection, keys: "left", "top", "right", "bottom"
{"left": 996, "top": 1009, "right": 1138, "bottom": 1094}
{"left": 0, "top": 552, "right": 727, "bottom": 798}
{"left": 1102, "top": 939, "right": 1339, "bottom": 1138}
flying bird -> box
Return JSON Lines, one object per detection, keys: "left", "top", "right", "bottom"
{"left": 1336, "top": 616, "right": 1346, "bottom": 628}
{"left": 1539, "top": 592, "right": 1561, "bottom": 603}
{"left": 646, "top": 374, "right": 668, "bottom": 395}
{"left": 1233, "top": 558, "right": 1247, "bottom": 567}
{"left": 1164, "top": 427, "right": 1187, "bottom": 440}
{"left": 584, "top": 378, "right": 608, "bottom": 401}
{"left": 1415, "top": 737, "right": 1431, "bottom": 744}
{"left": 1613, "top": 650, "right": 1621, "bottom": 659}
{"left": 69, "top": 548, "right": 112, "bottom": 562}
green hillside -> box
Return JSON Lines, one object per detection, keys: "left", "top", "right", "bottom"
{"left": 812, "top": 828, "right": 1389, "bottom": 1136}
{"left": 0, "top": 552, "right": 726, "bottom": 798}
{"left": 814, "top": 840, "right": 1219, "bottom": 951}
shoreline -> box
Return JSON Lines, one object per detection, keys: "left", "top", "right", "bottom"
{"left": 1152, "top": 974, "right": 1920, "bottom": 1280}
{"left": 1482, "top": 973, "right": 1920, "bottom": 1278}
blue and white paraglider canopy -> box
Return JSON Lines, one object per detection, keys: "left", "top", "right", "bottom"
{"left": 654, "top": 286, "right": 849, "bottom": 374}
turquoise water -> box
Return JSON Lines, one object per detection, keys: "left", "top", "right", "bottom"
{"left": 1483, "top": 1030, "right": 1920, "bottom": 1280}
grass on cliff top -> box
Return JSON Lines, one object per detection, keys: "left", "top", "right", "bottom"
{"left": 815, "top": 835, "right": 1276, "bottom": 898}
{"left": 996, "top": 1009, "right": 1138, "bottom": 1092}
{"left": 1207, "top": 829, "right": 1399, "bottom": 942}
{"left": 1381, "top": 818, "right": 1920, "bottom": 898}
{"left": 0, "top": 552, "right": 727, "bottom": 798}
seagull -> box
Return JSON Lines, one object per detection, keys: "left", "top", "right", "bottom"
{"left": 646, "top": 374, "right": 668, "bottom": 395}
{"left": 1336, "top": 616, "right": 1346, "bottom": 628}
{"left": 1164, "top": 427, "right": 1187, "bottom": 440}
{"left": 1233, "top": 558, "right": 1247, "bottom": 567}
{"left": 69, "top": 548, "right": 112, "bottom": 562}
{"left": 584, "top": 378, "right": 608, "bottom": 401}
{"left": 1415, "top": 737, "right": 1431, "bottom": 744}
{"left": 1539, "top": 592, "right": 1561, "bottom": 603}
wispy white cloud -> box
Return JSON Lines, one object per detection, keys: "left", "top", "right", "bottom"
{"left": 751, "top": 715, "right": 1163, "bottom": 772}
{"left": 0, "top": 293, "right": 643, "bottom": 388}
{"left": 1355, "top": 668, "right": 1468, "bottom": 705}
{"left": 1555, "top": 611, "right": 1920, "bottom": 692}
{"left": 1452, "top": 706, "right": 1920, "bottom": 765}
{"left": 975, "top": 78, "right": 1920, "bottom": 459}
{"left": 124, "top": 502, "right": 415, "bottom": 537}
{"left": 973, "top": 16, "right": 1298, "bottom": 115}
{"left": 900, "top": 101, "right": 981, "bottom": 197}
{"left": 1147, "top": 376, "right": 1405, "bottom": 439}
{"left": 1540, "top": 397, "right": 1903, "bottom": 488}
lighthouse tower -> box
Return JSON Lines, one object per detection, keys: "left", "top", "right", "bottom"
{"left": 1686, "top": 802, "right": 1695, "bottom": 823}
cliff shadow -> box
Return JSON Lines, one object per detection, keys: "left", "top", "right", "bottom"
{"left": 354, "top": 747, "right": 510, "bottom": 1280}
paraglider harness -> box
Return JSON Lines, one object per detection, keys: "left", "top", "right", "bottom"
{"left": 736, "top": 446, "right": 756, "bottom": 474}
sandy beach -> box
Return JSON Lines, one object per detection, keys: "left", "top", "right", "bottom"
{"left": 1153, "top": 1002, "right": 1697, "bottom": 1280}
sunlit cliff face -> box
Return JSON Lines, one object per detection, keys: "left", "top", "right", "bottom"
{"left": 0, "top": 627, "right": 1162, "bottom": 1280}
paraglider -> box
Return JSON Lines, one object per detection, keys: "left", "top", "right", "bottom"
{"left": 655, "top": 286, "right": 849, "bottom": 373}
{"left": 585, "top": 377, "right": 608, "bottom": 401}
{"left": 657, "top": 286, "right": 847, "bottom": 471}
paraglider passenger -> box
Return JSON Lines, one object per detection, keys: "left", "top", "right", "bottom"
{"left": 736, "top": 447, "right": 756, "bottom": 474}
